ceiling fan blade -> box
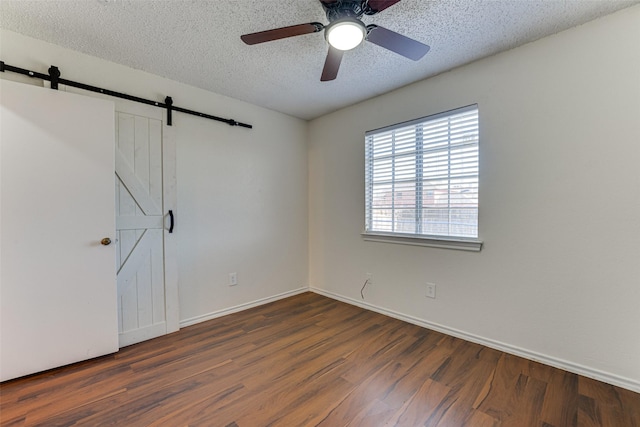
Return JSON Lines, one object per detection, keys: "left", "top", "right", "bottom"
{"left": 366, "top": 25, "right": 430, "bottom": 60}
{"left": 365, "top": 0, "right": 402, "bottom": 14}
{"left": 241, "top": 22, "right": 324, "bottom": 45}
{"left": 321, "top": 46, "right": 344, "bottom": 81}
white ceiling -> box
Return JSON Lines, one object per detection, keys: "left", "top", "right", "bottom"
{"left": 1, "top": 0, "right": 637, "bottom": 120}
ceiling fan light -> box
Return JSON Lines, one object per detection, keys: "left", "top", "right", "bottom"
{"left": 326, "top": 19, "right": 366, "bottom": 51}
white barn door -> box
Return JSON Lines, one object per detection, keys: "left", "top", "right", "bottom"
{"left": 113, "top": 101, "right": 178, "bottom": 347}
{"left": 66, "top": 86, "right": 179, "bottom": 348}
{"left": 0, "top": 79, "right": 118, "bottom": 381}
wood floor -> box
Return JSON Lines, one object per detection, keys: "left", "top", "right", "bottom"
{"left": 1, "top": 292, "right": 639, "bottom": 426}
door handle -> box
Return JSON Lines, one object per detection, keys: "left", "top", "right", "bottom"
{"left": 168, "top": 210, "right": 174, "bottom": 234}
{"left": 101, "top": 237, "right": 112, "bottom": 246}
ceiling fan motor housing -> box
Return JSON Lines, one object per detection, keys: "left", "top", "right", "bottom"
{"left": 324, "top": 0, "right": 367, "bottom": 22}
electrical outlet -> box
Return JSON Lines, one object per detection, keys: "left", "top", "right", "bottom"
{"left": 229, "top": 272, "right": 238, "bottom": 286}
{"left": 426, "top": 283, "right": 436, "bottom": 299}
{"left": 366, "top": 273, "right": 373, "bottom": 284}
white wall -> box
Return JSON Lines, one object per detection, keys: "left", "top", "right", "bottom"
{"left": 0, "top": 29, "right": 309, "bottom": 325}
{"left": 308, "top": 5, "right": 640, "bottom": 391}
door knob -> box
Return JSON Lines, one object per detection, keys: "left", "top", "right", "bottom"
{"left": 101, "top": 237, "right": 112, "bottom": 246}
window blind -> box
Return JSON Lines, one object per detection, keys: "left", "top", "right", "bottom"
{"left": 365, "top": 105, "right": 479, "bottom": 239}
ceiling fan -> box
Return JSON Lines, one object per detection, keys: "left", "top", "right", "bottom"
{"left": 240, "top": 0, "right": 430, "bottom": 81}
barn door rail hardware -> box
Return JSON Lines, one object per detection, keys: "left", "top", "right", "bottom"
{"left": 0, "top": 61, "right": 252, "bottom": 129}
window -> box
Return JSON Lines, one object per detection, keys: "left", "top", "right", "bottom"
{"left": 364, "top": 105, "right": 481, "bottom": 250}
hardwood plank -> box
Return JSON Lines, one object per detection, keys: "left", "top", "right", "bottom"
{"left": 578, "top": 376, "right": 638, "bottom": 427}
{"left": 539, "top": 369, "right": 579, "bottom": 427}
{"left": 1, "top": 292, "right": 639, "bottom": 427}
{"left": 464, "top": 409, "right": 502, "bottom": 427}
{"left": 342, "top": 399, "right": 395, "bottom": 427}
{"left": 427, "top": 342, "right": 501, "bottom": 425}
{"left": 386, "top": 378, "right": 451, "bottom": 426}
{"left": 316, "top": 361, "right": 396, "bottom": 426}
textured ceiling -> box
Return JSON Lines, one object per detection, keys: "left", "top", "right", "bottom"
{"left": 1, "top": 0, "right": 637, "bottom": 120}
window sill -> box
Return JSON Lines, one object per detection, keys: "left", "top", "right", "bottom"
{"left": 361, "top": 232, "right": 483, "bottom": 252}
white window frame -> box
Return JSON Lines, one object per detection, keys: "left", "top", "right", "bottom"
{"left": 363, "top": 105, "right": 482, "bottom": 251}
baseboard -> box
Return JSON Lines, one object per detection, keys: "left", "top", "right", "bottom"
{"left": 179, "top": 287, "right": 308, "bottom": 328}
{"left": 309, "top": 287, "right": 640, "bottom": 394}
